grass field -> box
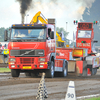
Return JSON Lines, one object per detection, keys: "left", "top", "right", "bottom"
{"left": 0, "top": 68, "right": 11, "bottom": 72}
{"left": 85, "top": 97, "right": 100, "bottom": 100}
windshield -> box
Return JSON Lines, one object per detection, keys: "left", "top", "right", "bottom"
{"left": 78, "top": 30, "right": 92, "bottom": 38}
{"left": 11, "top": 28, "right": 46, "bottom": 40}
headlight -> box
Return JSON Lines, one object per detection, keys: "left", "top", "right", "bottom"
{"left": 38, "top": 52, "right": 44, "bottom": 55}
{"left": 39, "top": 58, "right": 45, "bottom": 61}
{"left": 39, "top": 65, "right": 43, "bottom": 68}
{"left": 9, "top": 62, "right": 15, "bottom": 64}
{"left": 35, "top": 50, "right": 44, "bottom": 56}
{"left": 11, "top": 65, "right": 15, "bottom": 68}
{"left": 10, "top": 58, "right": 15, "bottom": 62}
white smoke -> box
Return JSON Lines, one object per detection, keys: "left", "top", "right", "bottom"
{"left": 31, "top": 1, "right": 68, "bottom": 18}
{"left": 26, "top": 0, "right": 96, "bottom": 40}
{"left": 75, "top": 0, "right": 95, "bottom": 19}
{"left": 29, "top": 0, "right": 95, "bottom": 21}
{"left": 76, "top": 0, "right": 95, "bottom": 8}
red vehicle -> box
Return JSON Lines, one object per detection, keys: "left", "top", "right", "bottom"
{"left": 75, "top": 22, "right": 99, "bottom": 75}
{"left": 4, "top": 19, "right": 68, "bottom": 78}
{"left": 56, "top": 22, "right": 100, "bottom": 76}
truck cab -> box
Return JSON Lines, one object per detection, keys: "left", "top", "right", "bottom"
{"left": 5, "top": 23, "right": 56, "bottom": 77}
{"left": 76, "top": 22, "right": 96, "bottom": 54}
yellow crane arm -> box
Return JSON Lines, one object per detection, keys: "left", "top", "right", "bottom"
{"left": 30, "top": 11, "right": 48, "bottom": 24}
{"left": 56, "top": 32, "right": 62, "bottom": 41}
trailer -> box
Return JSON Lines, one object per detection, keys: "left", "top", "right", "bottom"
{"left": 57, "top": 22, "right": 100, "bottom": 76}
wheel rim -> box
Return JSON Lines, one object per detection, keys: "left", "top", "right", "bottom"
{"left": 92, "top": 68, "right": 95, "bottom": 75}
{"left": 64, "top": 67, "right": 67, "bottom": 76}
{"left": 51, "top": 63, "right": 54, "bottom": 77}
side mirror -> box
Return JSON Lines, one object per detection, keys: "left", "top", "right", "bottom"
{"left": 50, "top": 31, "right": 54, "bottom": 39}
{"left": 4, "top": 30, "right": 8, "bottom": 41}
{"left": 93, "top": 40, "right": 98, "bottom": 43}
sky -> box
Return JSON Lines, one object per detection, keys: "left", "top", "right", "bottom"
{"left": 0, "top": 0, "right": 95, "bottom": 40}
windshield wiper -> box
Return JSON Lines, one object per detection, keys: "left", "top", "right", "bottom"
{"left": 14, "top": 37, "right": 23, "bottom": 39}
{"left": 27, "top": 37, "right": 37, "bottom": 38}
{"left": 13, "top": 37, "right": 25, "bottom": 42}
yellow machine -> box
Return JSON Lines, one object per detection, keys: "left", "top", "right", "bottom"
{"left": 30, "top": 11, "right": 65, "bottom": 47}
{"left": 56, "top": 32, "right": 65, "bottom": 47}
{"left": 30, "top": 11, "right": 48, "bottom": 24}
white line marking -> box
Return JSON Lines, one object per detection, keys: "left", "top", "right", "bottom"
{"left": 61, "top": 94, "right": 100, "bottom": 100}
{"left": 77, "top": 94, "right": 100, "bottom": 99}
{"left": 0, "top": 73, "right": 8, "bottom": 75}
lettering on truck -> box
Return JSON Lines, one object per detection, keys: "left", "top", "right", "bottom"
{"left": 77, "top": 43, "right": 90, "bottom": 47}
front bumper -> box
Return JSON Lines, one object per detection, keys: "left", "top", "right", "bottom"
{"left": 9, "top": 57, "right": 48, "bottom": 70}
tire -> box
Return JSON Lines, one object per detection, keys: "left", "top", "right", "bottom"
{"left": 82, "top": 61, "right": 87, "bottom": 76}
{"left": 82, "top": 67, "right": 87, "bottom": 76}
{"left": 11, "top": 69, "right": 20, "bottom": 77}
{"left": 92, "top": 68, "right": 97, "bottom": 75}
{"left": 94, "top": 68, "right": 97, "bottom": 75}
{"left": 25, "top": 72, "right": 31, "bottom": 77}
{"left": 60, "top": 62, "right": 68, "bottom": 77}
{"left": 46, "top": 61, "right": 54, "bottom": 78}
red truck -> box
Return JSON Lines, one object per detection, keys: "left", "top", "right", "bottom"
{"left": 75, "top": 22, "right": 99, "bottom": 75}
{"left": 4, "top": 19, "right": 68, "bottom": 78}
{"left": 56, "top": 22, "right": 100, "bottom": 76}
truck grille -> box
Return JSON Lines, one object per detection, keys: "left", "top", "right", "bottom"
{"left": 10, "top": 49, "right": 44, "bottom": 57}
{"left": 20, "top": 58, "right": 34, "bottom": 64}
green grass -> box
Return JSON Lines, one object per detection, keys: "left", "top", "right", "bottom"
{"left": 0, "top": 68, "right": 11, "bottom": 72}
{"left": 85, "top": 97, "right": 100, "bottom": 100}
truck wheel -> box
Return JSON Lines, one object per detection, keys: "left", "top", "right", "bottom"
{"left": 11, "top": 69, "right": 20, "bottom": 77}
{"left": 92, "top": 68, "right": 97, "bottom": 75}
{"left": 82, "top": 67, "right": 87, "bottom": 76}
{"left": 46, "top": 61, "right": 54, "bottom": 78}
{"left": 25, "top": 72, "right": 31, "bottom": 77}
{"left": 82, "top": 61, "right": 87, "bottom": 76}
{"left": 60, "top": 62, "right": 68, "bottom": 77}
{"left": 94, "top": 68, "right": 97, "bottom": 75}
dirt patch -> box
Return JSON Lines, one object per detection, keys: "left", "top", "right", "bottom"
{"left": 0, "top": 69, "right": 100, "bottom": 100}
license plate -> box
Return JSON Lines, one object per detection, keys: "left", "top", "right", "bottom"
{"left": 23, "top": 66, "right": 32, "bottom": 69}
